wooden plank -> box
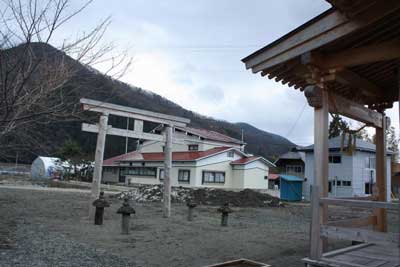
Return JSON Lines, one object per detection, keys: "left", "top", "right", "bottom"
{"left": 327, "top": 216, "right": 377, "bottom": 228}
{"left": 322, "top": 243, "right": 372, "bottom": 258}
{"left": 163, "top": 125, "right": 172, "bottom": 218}
{"left": 312, "top": 87, "right": 329, "bottom": 254}
{"left": 80, "top": 98, "right": 190, "bottom": 127}
{"left": 328, "top": 93, "right": 383, "bottom": 128}
{"left": 374, "top": 115, "right": 388, "bottom": 232}
{"left": 320, "top": 198, "right": 397, "bottom": 210}
{"left": 89, "top": 114, "right": 108, "bottom": 218}
{"left": 320, "top": 226, "right": 399, "bottom": 246}
{"left": 321, "top": 39, "right": 400, "bottom": 69}
{"left": 348, "top": 250, "right": 400, "bottom": 264}
{"left": 310, "top": 186, "right": 322, "bottom": 260}
{"left": 243, "top": 1, "right": 400, "bottom": 72}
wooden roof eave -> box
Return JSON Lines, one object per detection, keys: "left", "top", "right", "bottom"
{"left": 242, "top": 0, "right": 400, "bottom": 74}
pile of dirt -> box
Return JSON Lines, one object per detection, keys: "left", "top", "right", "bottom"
{"left": 193, "top": 188, "right": 280, "bottom": 207}
{"left": 115, "top": 185, "right": 281, "bottom": 207}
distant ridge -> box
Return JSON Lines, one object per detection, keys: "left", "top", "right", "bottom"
{"left": 4, "top": 43, "right": 296, "bottom": 162}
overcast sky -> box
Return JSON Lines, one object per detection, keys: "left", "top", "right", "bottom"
{"left": 60, "top": 0, "right": 399, "bottom": 146}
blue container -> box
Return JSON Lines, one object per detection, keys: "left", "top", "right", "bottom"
{"left": 280, "top": 174, "right": 303, "bottom": 201}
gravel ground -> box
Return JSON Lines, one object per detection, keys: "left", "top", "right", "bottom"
{"left": 1, "top": 186, "right": 396, "bottom": 267}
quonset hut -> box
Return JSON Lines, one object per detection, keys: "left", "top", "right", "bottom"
{"left": 31, "top": 156, "right": 63, "bottom": 179}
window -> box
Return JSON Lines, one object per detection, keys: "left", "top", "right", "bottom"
{"left": 178, "top": 170, "right": 190, "bottom": 183}
{"left": 120, "top": 167, "right": 157, "bottom": 177}
{"left": 328, "top": 181, "right": 332, "bottom": 193}
{"left": 342, "top": 181, "right": 352, "bottom": 186}
{"left": 367, "top": 157, "right": 376, "bottom": 169}
{"left": 103, "top": 167, "right": 117, "bottom": 174}
{"left": 227, "top": 151, "right": 234, "bottom": 158}
{"left": 329, "top": 155, "right": 341, "bottom": 164}
{"left": 286, "top": 165, "right": 303, "bottom": 174}
{"left": 202, "top": 171, "right": 225, "bottom": 184}
{"left": 159, "top": 169, "right": 164, "bottom": 180}
{"left": 188, "top": 144, "right": 199, "bottom": 151}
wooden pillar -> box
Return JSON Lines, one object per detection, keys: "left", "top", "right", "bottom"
{"left": 163, "top": 125, "right": 173, "bottom": 218}
{"left": 310, "top": 87, "right": 329, "bottom": 259}
{"left": 89, "top": 113, "right": 109, "bottom": 217}
{"left": 374, "top": 113, "right": 387, "bottom": 232}
{"left": 310, "top": 185, "right": 322, "bottom": 260}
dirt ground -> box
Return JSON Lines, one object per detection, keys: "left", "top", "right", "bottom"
{"left": 0, "top": 185, "right": 397, "bottom": 267}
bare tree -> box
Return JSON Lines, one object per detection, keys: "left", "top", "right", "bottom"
{"left": 0, "top": 0, "right": 131, "bottom": 160}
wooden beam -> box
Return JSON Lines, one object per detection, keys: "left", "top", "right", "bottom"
{"left": 327, "top": 216, "right": 377, "bottom": 228}
{"left": 328, "top": 92, "right": 383, "bottom": 128}
{"left": 334, "top": 69, "right": 382, "bottom": 98}
{"left": 321, "top": 39, "right": 400, "bottom": 69}
{"left": 89, "top": 114, "right": 108, "bottom": 218}
{"left": 320, "top": 197, "right": 397, "bottom": 210}
{"left": 82, "top": 123, "right": 185, "bottom": 145}
{"left": 374, "top": 115, "right": 388, "bottom": 232}
{"left": 163, "top": 125, "right": 172, "bottom": 218}
{"left": 243, "top": 1, "right": 400, "bottom": 72}
{"left": 83, "top": 123, "right": 163, "bottom": 142}
{"left": 80, "top": 98, "right": 190, "bottom": 128}
{"left": 320, "top": 226, "right": 399, "bottom": 246}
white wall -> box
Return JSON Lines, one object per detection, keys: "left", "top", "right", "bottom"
{"left": 303, "top": 150, "right": 392, "bottom": 201}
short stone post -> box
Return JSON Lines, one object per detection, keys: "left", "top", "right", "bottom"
{"left": 218, "top": 202, "right": 233, "bottom": 227}
{"left": 92, "top": 191, "right": 110, "bottom": 225}
{"left": 117, "top": 197, "right": 136, "bottom": 234}
{"left": 186, "top": 199, "right": 197, "bottom": 221}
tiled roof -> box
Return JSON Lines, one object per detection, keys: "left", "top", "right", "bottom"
{"left": 184, "top": 127, "right": 244, "bottom": 145}
{"left": 268, "top": 173, "right": 280, "bottom": 180}
{"left": 103, "top": 147, "right": 232, "bottom": 166}
{"left": 230, "top": 156, "right": 260, "bottom": 165}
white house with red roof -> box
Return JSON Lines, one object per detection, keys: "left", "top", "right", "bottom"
{"left": 102, "top": 126, "right": 275, "bottom": 189}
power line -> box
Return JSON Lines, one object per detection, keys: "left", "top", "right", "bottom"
{"left": 285, "top": 102, "right": 307, "bottom": 138}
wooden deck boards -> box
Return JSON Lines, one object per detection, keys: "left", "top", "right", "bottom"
{"left": 303, "top": 243, "right": 400, "bottom": 267}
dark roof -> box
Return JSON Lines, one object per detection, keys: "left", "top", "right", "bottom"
{"left": 276, "top": 151, "right": 305, "bottom": 162}
{"left": 297, "top": 135, "right": 392, "bottom": 154}
{"left": 183, "top": 127, "right": 244, "bottom": 145}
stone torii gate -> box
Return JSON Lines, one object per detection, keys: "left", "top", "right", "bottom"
{"left": 80, "top": 98, "right": 190, "bottom": 218}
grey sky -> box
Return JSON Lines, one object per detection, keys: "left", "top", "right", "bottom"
{"left": 58, "top": 0, "right": 399, "bottom": 146}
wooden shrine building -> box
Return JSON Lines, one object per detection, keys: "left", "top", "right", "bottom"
{"left": 242, "top": 1, "right": 400, "bottom": 266}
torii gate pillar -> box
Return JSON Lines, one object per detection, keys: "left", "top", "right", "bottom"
{"left": 163, "top": 125, "right": 173, "bottom": 218}
{"left": 89, "top": 113, "right": 109, "bottom": 218}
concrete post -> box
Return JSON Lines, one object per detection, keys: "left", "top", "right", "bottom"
{"left": 89, "top": 114, "right": 109, "bottom": 218}
{"left": 163, "top": 125, "right": 173, "bottom": 218}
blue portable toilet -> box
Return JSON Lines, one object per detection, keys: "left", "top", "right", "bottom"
{"left": 280, "top": 174, "right": 303, "bottom": 201}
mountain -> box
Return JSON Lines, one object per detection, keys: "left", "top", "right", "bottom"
{"left": 2, "top": 43, "right": 296, "bottom": 162}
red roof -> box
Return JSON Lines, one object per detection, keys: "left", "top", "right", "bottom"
{"left": 268, "top": 173, "right": 280, "bottom": 180}
{"left": 230, "top": 156, "right": 260, "bottom": 165}
{"left": 103, "top": 147, "right": 232, "bottom": 166}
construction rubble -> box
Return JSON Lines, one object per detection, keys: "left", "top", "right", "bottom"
{"left": 114, "top": 185, "right": 283, "bottom": 207}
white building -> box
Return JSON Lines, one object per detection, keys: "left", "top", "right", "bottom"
{"left": 299, "top": 136, "right": 391, "bottom": 201}
{"left": 102, "top": 126, "right": 274, "bottom": 189}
